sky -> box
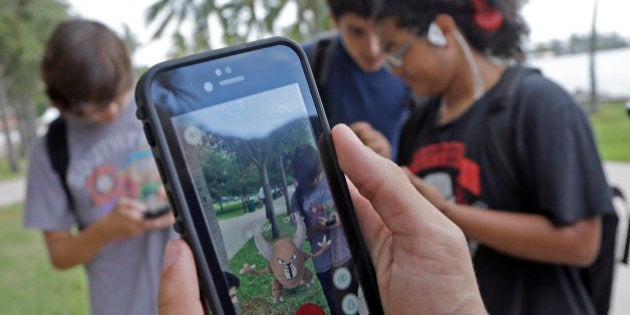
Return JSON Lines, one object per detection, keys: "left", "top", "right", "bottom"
{"left": 67, "top": 0, "right": 630, "bottom": 67}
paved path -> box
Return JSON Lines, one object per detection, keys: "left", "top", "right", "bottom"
{"left": 2, "top": 163, "right": 630, "bottom": 313}
{"left": 603, "top": 162, "right": 630, "bottom": 315}
{"left": 0, "top": 178, "right": 25, "bottom": 207}
{"left": 219, "top": 187, "right": 295, "bottom": 259}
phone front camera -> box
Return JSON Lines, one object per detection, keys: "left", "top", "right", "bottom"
{"left": 203, "top": 82, "right": 214, "bottom": 92}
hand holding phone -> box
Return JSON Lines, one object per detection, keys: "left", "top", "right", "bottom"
{"left": 136, "top": 37, "right": 381, "bottom": 314}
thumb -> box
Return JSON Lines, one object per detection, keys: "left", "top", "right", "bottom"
{"left": 158, "top": 239, "right": 204, "bottom": 315}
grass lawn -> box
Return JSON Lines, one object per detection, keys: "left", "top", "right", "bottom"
{"left": 589, "top": 102, "right": 630, "bottom": 163}
{"left": 0, "top": 202, "right": 89, "bottom": 315}
{"left": 215, "top": 199, "right": 252, "bottom": 221}
{"left": 0, "top": 157, "right": 25, "bottom": 181}
{"left": 229, "top": 214, "right": 328, "bottom": 314}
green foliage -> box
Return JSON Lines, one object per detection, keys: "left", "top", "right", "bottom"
{"left": 590, "top": 102, "right": 630, "bottom": 163}
{"left": 199, "top": 134, "right": 260, "bottom": 203}
{"left": 0, "top": 0, "right": 69, "bottom": 94}
{"left": 0, "top": 157, "right": 25, "bottom": 181}
{"left": 0, "top": 203, "right": 89, "bottom": 314}
{"left": 214, "top": 199, "right": 251, "bottom": 221}
{"left": 146, "top": 0, "right": 332, "bottom": 54}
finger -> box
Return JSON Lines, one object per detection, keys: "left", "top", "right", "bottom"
{"left": 349, "top": 122, "right": 391, "bottom": 158}
{"left": 350, "top": 122, "right": 377, "bottom": 143}
{"left": 344, "top": 178, "right": 388, "bottom": 258}
{"left": 348, "top": 121, "right": 372, "bottom": 134}
{"left": 158, "top": 239, "right": 204, "bottom": 315}
{"left": 117, "top": 198, "right": 147, "bottom": 219}
{"left": 402, "top": 166, "right": 423, "bottom": 190}
{"left": 146, "top": 211, "right": 176, "bottom": 229}
{"left": 332, "top": 124, "right": 441, "bottom": 237}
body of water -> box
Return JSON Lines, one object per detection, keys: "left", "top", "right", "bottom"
{"left": 527, "top": 47, "right": 630, "bottom": 99}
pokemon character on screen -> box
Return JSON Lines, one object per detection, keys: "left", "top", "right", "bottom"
{"left": 240, "top": 216, "right": 331, "bottom": 302}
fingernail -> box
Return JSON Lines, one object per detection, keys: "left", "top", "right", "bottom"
{"left": 162, "top": 240, "right": 180, "bottom": 271}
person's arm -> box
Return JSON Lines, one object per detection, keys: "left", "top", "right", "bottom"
{"left": 44, "top": 198, "right": 174, "bottom": 269}
{"left": 404, "top": 168, "right": 601, "bottom": 266}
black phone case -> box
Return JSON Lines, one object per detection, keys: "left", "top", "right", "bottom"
{"left": 134, "top": 36, "right": 383, "bottom": 315}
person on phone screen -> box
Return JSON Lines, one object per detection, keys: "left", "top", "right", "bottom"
{"left": 303, "top": 0, "right": 412, "bottom": 159}
{"left": 287, "top": 144, "right": 355, "bottom": 314}
{"left": 352, "top": 1, "right": 615, "bottom": 314}
{"left": 23, "top": 19, "right": 176, "bottom": 315}
{"left": 157, "top": 124, "right": 488, "bottom": 315}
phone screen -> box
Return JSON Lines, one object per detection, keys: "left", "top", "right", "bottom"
{"left": 143, "top": 40, "right": 377, "bottom": 314}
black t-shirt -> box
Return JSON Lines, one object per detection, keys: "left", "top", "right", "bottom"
{"left": 397, "top": 67, "right": 614, "bottom": 315}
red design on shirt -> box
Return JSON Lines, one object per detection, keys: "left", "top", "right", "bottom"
{"left": 87, "top": 165, "right": 124, "bottom": 207}
{"left": 408, "top": 142, "right": 481, "bottom": 199}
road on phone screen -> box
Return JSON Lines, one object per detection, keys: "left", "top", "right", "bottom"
{"left": 219, "top": 185, "right": 296, "bottom": 259}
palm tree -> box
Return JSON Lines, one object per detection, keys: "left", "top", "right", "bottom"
{"left": 146, "top": 0, "right": 218, "bottom": 52}
{"left": 282, "top": 0, "right": 331, "bottom": 42}
{"left": 588, "top": 0, "right": 599, "bottom": 114}
{"left": 146, "top": 0, "right": 332, "bottom": 51}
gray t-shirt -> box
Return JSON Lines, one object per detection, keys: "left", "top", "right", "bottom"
{"left": 24, "top": 102, "right": 176, "bottom": 315}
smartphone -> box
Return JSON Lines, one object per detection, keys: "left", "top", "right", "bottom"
{"left": 135, "top": 37, "right": 382, "bottom": 315}
{"left": 144, "top": 205, "right": 171, "bottom": 219}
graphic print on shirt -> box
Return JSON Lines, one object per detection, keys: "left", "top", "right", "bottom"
{"left": 302, "top": 186, "right": 336, "bottom": 227}
{"left": 67, "top": 131, "right": 164, "bottom": 218}
{"left": 407, "top": 141, "right": 481, "bottom": 204}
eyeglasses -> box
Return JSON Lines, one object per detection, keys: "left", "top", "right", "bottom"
{"left": 384, "top": 35, "right": 417, "bottom": 70}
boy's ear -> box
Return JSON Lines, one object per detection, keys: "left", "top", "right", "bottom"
{"left": 433, "top": 14, "right": 458, "bottom": 45}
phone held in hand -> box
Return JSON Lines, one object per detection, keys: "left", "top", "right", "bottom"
{"left": 135, "top": 37, "right": 381, "bottom": 315}
{"left": 143, "top": 205, "right": 170, "bottom": 219}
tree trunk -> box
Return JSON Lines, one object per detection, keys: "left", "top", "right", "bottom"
{"left": 0, "top": 76, "right": 20, "bottom": 172}
{"left": 259, "top": 163, "right": 280, "bottom": 239}
{"left": 20, "top": 99, "right": 38, "bottom": 157}
{"left": 278, "top": 154, "right": 291, "bottom": 214}
{"left": 588, "top": 0, "right": 599, "bottom": 114}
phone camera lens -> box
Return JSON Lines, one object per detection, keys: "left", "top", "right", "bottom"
{"left": 215, "top": 69, "right": 222, "bottom": 76}
{"left": 203, "top": 82, "right": 214, "bottom": 92}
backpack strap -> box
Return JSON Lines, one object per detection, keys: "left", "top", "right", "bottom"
{"left": 612, "top": 186, "right": 630, "bottom": 264}
{"left": 46, "top": 117, "right": 84, "bottom": 230}
{"left": 308, "top": 32, "right": 337, "bottom": 115}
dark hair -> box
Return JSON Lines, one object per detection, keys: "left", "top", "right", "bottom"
{"left": 290, "top": 145, "right": 322, "bottom": 185}
{"left": 224, "top": 271, "right": 240, "bottom": 289}
{"left": 374, "top": 0, "right": 529, "bottom": 60}
{"left": 41, "top": 19, "right": 133, "bottom": 113}
{"left": 326, "top": 0, "right": 377, "bottom": 19}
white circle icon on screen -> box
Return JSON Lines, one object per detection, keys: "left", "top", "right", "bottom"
{"left": 333, "top": 267, "right": 352, "bottom": 290}
{"left": 184, "top": 126, "right": 202, "bottom": 146}
{"left": 341, "top": 294, "right": 359, "bottom": 315}
{"left": 203, "top": 82, "right": 214, "bottom": 92}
